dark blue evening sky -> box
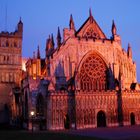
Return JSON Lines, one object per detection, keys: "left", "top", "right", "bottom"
{"left": 0, "top": 0, "right": 140, "bottom": 81}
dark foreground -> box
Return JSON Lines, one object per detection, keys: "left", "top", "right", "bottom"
{"left": 0, "top": 131, "right": 102, "bottom": 140}
{"left": 67, "top": 126, "right": 140, "bottom": 140}
{"left": 1, "top": 126, "right": 140, "bottom": 140}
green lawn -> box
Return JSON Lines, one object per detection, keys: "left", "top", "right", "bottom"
{"left": 0, "top": 131, "right": 106, "bottom": 140}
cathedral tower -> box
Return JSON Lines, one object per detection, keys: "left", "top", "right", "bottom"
{"left": 0, "top": 18, "right": 23, "bottom": 124}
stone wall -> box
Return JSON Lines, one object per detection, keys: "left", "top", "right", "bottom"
{"left": 46, "top": 92, "right": 69, "bottom": 130}
{"left": 75, "top": 90, "right": 118, "bottom": 129}
{"left": 122, "top": 90, "right": 140, "bottom": 125}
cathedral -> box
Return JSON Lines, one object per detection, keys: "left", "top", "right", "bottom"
{"left": 21, "top": 10, "right": 140, "bottom": 130}
{"left": 1, "top": 10, "right": 140, "bottom": 130}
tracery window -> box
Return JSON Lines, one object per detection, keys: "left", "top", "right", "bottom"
{"left": 84, "top": 28, "right": 100, "bottom": 39}
{"left": 80, "top": 54, "right": 108, "bottom": 91}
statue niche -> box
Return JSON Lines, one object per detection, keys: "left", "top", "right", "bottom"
{"left": 80, "top": 54, "right": 108, "bottom": 91}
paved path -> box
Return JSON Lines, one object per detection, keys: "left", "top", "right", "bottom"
{"left": 66, "top": 126, "right": 140, "bottom": 140}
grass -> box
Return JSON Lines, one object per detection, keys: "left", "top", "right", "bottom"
{"left": 0, "top": 130, "right": 106, "bottom": 140}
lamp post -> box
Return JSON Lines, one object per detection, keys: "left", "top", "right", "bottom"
{"left": 30, "top": 111, "right": 35, "bottom": 132}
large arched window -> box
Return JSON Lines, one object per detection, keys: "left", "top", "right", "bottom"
{"left": 80, "top": 53, "right": 108, "bottom": 91}
{"left": 36, "top": 94, "right": 44, "bottom": 116}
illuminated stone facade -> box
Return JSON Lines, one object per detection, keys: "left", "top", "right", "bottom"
{"left": 22, "top": 11, "right": 140, "bottom": 130}
{"left": 0, "top": 19, "right": 23, "bottom": 124}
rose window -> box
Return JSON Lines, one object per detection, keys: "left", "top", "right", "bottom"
{"left": 80, "top": 54, "right": 108, "bottom": 91}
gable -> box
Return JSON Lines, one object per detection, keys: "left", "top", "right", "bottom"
{"left": 76, "top": 17, "right": 106, "bottom": 39}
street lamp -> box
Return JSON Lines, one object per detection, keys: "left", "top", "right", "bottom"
{"left": 30, "top": 111, "right": 35, "bottom": 132}
{"left": 31, "top": 111, "right": 35, "bottom": 116}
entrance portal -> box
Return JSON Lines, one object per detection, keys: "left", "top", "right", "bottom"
{"left": 97, "top": 111, "right": 106, "bottom": 127}
{"left": 130, "top": 113, "right": 135, "bottom": 125}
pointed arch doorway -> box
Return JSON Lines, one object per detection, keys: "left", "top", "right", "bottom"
{"left": 130, "top": 113, "right": 135, "bottom": 125}
{"left": 97, "top": 111, "right": 106, "bottom": 127}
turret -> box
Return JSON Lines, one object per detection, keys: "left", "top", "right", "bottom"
{"left": 112, "top": 20, "right": 117, "bottom": 36}
{"left": 69, "top": 14, "right": 75, "bottom": 31}
{"left": 111, "top": 20, "right": 121, "bottom": 45}
{"left": 127, "top": 43, "right": 132, "bottom": 58}
{"left": 45, "top": 35, "right": 54, "bottom": 57}
{"left": 89, "top": 8, "right": 93, "bottom": 23}
{"left": 46, "top": 36, "right": 50, "bottom": 57}
{"left": 57, "top": 27, "right": 61, "bottom": 49}
{"left": 17, "top": 17, "right": 23, "bottom": 36}
{"left": 37, "top": 45, "right": 40, "bottom": 59}
{"left": 51, "top": 34, "right": 55, "bottom": 48}
{"left": 46, "top": 35, "right": 51, "bottom": 51}
{"left": 45, "top": 35, "right": 54, "bottom": 76}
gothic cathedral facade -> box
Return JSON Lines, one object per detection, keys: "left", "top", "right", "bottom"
{"left": 21, "top": 10, "right": 140, "bottom": 130}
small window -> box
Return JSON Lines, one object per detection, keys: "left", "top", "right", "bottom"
{"left": 1, "top": 73, "right": 5, "bottom": 82}
{"left": 7, "top": 56, "right": 9, "bottom": 62}
{"left": 9, "top": 73, "right": 13, "bottom": 82}
{"left": 14, "top": 42, "right": 17, "bottom": 47}
{"left": 6, "top": 41, "right": 9, "bottom": 47}
{"left": 6, "top": 73, "right": 9, "bottom": 82}
{"left": 3, "top": 56, "right": 5, "bottom": 61}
